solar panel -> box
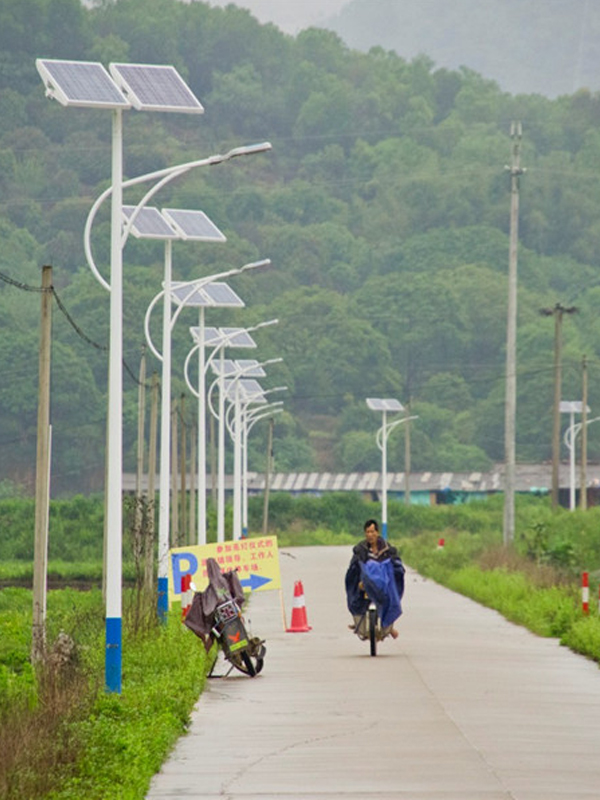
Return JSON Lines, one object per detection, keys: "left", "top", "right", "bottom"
{"left": 109, "top": 63, "right": 204, "bottom": 114}
{"left": 223, "top": 378, "right": 265, "bottom": 402}
{"left": 210, "top": 359, "right": 237, "bottom": 377}
{"left": 211, "top": 359, "right": 265, "bottom": 378}
{"left": 202, "top": 283, "right": 245, "bottom": 307}
{"left": 189, "top": 326, "right": 257, "bottom": 349}
{"left": 36, "top": 59, "right": 130, "bottom": 109}
{"left": 171, "top": 283, "right": 211, "bottom": 307}
{"left": 162, "top": 209, "right": 226, "bottom": 242}
{"left": 233, "top": 359, "right": 266, "bottom": 377}
{"left": 366, "top": 398, "right": 404, "bottom": 412}
{"left": 170, "top": 281, "right": 245, "bottom": 308}
{"left": 122, "top": 205, "right": 178, "bottom": 239}
{"left": 559, "top": 401, "right": 589, "bottom": 413}
{"left": 189, "top": 326, "right": 221, "bottom": 346}
{"left": 219, "top": 328, "right": 256, "bottom": 348}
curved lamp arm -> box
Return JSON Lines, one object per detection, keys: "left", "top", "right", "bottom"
{"left": 204, "top": 318, "right": 279, "bottom": 376}
{"left": 84, "top": 143, "right": 272, "bottom": 291}
{"left": 376, "top": 415, "right": 419, "bottom": 452}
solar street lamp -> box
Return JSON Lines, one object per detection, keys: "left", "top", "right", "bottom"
{"left": 36, "top": 57, "right": 271, "bottom": 692}
{"left": 560, "top": 401, "right": 591, "bottom": 511}
{"left": 185, "top": 327, "right": 259, "bottom": 544}
{"left": 198, "top": 321, "right": 278, "bottom": 541}
{"left": 36, "top": 58, "right": 205, "bottom": 695}
{"left": 145, "top": 262, "right": 269, "bottom": 617}
{"left": 211, "top": 359, "right": 282, "bottom": 540}
{"left": 243, "top": 395, "right": 286, "bottom": 537}
{"left": 366, "top": 398, "right": 417, "bottom": 540}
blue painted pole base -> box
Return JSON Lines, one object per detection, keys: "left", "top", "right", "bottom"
{"left": 105, "top": 617, "right": 122, "bottom": 694}
{"left": 157, "top": 576, "right": 168, "bottom": 624}
{"left": 382, "top": 521, "right": 388, "bottom": 540}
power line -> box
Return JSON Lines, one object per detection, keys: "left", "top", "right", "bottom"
{"left": 0, "top": 269, "right": 150, "bottom": 388}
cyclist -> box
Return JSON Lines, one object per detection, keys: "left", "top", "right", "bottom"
{"left": 345, "top": 519, "right": 405, "bottom": 639}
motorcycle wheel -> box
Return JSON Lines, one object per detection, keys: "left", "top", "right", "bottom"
{"left": 368, "top": 607, "right": 377, "bottom": 657}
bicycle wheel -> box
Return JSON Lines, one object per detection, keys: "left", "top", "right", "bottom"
{"left": 368, "top": 606, "right": 377, "bottom": 657}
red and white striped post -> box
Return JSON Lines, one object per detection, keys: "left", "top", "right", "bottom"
{"left": 582, "top": 572, "right": 589, "bottom": 615}
{"left": 181, "top": 573, "right": 193, "bottom": 619}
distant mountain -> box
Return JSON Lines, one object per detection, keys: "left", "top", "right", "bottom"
{"left": 324, "top": 0, "right": 600, "bottom": 97}
{"left": 201, "top": 0, "right": 350, "bottom": 34}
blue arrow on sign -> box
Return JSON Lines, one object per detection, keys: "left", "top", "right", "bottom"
{"left": 240, "top": 573, "right": 272, "bottom": 591}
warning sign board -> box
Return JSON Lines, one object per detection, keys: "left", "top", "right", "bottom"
{"left": 168, "top": 536, "right": 281, "bottom": 605}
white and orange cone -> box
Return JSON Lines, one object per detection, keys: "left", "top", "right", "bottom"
{"left": 286, "top": 580, "right": 312, "bottom": 632}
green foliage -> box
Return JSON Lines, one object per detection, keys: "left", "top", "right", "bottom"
{"left": 0, "top": 496, "right": 104, "bottom": 561}
{"left": 4, "top": 0, "right": 600, "bottom": 490}
{"left": 0, "top": 588, "right": 208, "bottom": 800}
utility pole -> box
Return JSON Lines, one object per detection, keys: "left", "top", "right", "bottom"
{"left": 580, "top": 355, "right": 588, "bottom": 510}
{"left": 32, "top": 265, "right": 52, "bottom": 663}
{"left": 179, "top": 394, "right": 187, "bottom": 544}
{"left": 145, "top": 371, "right": 159, "bottom": 592}
{"left": 503, "top": 122, "right": 525, "bottom": 546}
{"left": 540, "top": 302, "right": 578, "bottom": 508}
{"left": 189, "top": 424, "right": 196, "bottom": 545}
{"left": 262, "top": 417, "right": 274, "bottom": 536}
{"left": 135, "top": 348, "right": 146, "bottom": 538}
{"left": 171, "top": 398, "right": 179, "bottom": 547}
{"left": 404, "top": 402, "right": 411, "bottom": 506}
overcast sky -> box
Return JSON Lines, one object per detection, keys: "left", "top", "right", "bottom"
{"left": 203, "top": 0, "right": 349, "bottom": 34}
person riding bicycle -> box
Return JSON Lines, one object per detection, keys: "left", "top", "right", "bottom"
{"left": 345, "top": 519, "right": 405, "bottom": 640}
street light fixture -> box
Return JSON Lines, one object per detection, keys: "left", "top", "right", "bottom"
{"left": 211, "top": 359, "right": 283, "bottom": 540}
{"left": 241, "top": 393, "right": 286, "bottom": 538}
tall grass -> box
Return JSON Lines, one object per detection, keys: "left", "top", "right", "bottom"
{"left": 0, "top": 589, "right": 208, "bottom": 800}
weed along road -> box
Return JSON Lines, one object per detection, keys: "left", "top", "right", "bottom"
{"left": 146, "top": 546, "right": 600, "bottom": 799}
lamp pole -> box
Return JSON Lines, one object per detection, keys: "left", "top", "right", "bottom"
{"left": 540, "top": 303, "right": 578, "bottom": 508}
{"left": 145, "top": 262, "right": 270, "bottom": 606}
{"left": 194, "top": 320, "right": 278, "bottom": 541}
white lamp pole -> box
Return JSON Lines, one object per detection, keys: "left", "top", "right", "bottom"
{"left": 145, "top": 261, "right": 270, "bottom": 601}
{"left": 367, "top": 398, "right": 417, "bottom": 540}
{"left": 243, "top": 400, "right": 285, "bottom": 538}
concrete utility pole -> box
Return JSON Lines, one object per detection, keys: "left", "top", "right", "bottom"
{"left": 145, "top": 371, "right": 159, "bottom": 592}
{"left": 404, "top": 402, "right": 412, "bottom": 506}
{"left": 135, "top": 348, "right": 146, "bottom": 537}
{"left": 540, "top": 303, "right": 578, "bottom": 508}
{"left": 189, "top": 424, "right": 196, "bottom": 545}
{"left": 32, "top": 265, "right": 52, "bottom": 663}
{"left": 262, "top": 417, "right": 274, "bottom": 536}
{"left": 580, "top": 355, "right": 588, "bottom": 510}
{"left": 503, "top": 122, "right": 525, "bottom": 546}
{"left": 179, "top": 394, "right": 187, "bottom": 544}
{"left": 171, "top": 398, "right": 179, "bottom": 547}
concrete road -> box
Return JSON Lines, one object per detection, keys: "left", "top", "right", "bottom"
{"left": 146, "top": 546, "right": 600, "bottom": 799}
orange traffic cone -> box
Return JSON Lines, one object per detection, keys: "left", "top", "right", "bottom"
{"left": 286, "top": 580, "right": 312, "bottom": 632}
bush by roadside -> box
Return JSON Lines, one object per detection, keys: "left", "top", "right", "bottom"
{"left": 398, "top": 528, "right": 600, "bottom": 665}
{"left": 0, "top": 589, "right": 208, "bottom": 800}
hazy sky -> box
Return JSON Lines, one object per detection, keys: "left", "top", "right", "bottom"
{"left": 204, "top": 0, "right": 349, "bottom": 34}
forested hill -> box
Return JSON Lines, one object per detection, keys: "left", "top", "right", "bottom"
{"left": 1, "top": 0, "right": 600, "bottom": 495}
{"left": 326, "top": 0, "right": 600, "bottom": 98}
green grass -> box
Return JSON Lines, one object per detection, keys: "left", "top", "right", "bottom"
{"left": 398, "top": 528, "right": 600, "bottom": 664}
{"left": 0, "top": 588, "right": 210, "bottom": 800}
